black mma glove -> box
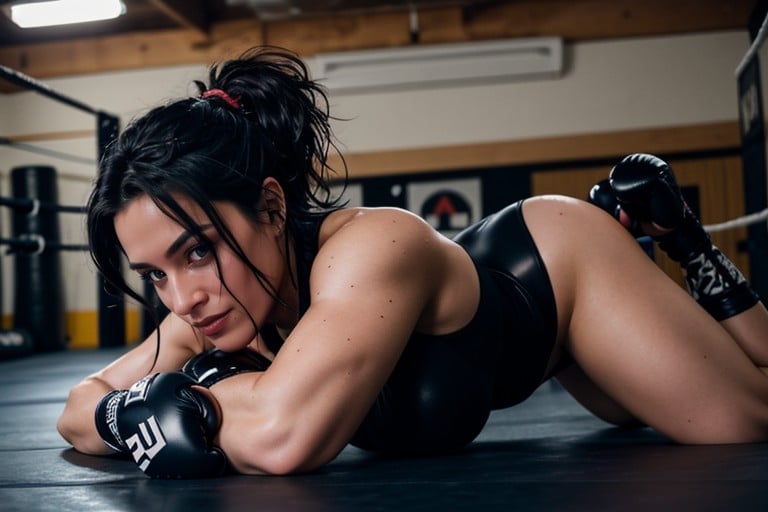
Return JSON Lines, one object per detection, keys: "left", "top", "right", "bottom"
{"left": 94, "top": 372, "right": 227, "bottom": 479}
{"left": 609, "top": 153, "right": 686, "bottom": 230}
{"left": 609, "top": 153, "right": 710, "bottom": 262}
{"left": 588, "top": 178, "right": 643, "bottom": 237}
{"left": 607, "top": 153, "right": 759, "bottom": 319}
{"left": 182, "top": 348, "right": 272, "bottom": 388}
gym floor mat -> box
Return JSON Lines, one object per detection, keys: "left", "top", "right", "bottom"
{"left": 2, "top": 348, "right": 767, "bottom": 511}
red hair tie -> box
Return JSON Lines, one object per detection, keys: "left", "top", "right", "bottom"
{"left": 201, "top": 89, "right": 240, "bottom": 109}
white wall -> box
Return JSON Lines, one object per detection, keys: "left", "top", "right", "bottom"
{"left": 326, "top": 31, "right": 749, "bottom": 151}
{"left": 0, "top": 30, "right": 751, "bottom": 317}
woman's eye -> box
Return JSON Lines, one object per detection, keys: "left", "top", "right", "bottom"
{"left": 189, "top": 244, "right": 211, "bottom": 262}
{"left": 140, "top": 269, "right": 166, "bottom": 283}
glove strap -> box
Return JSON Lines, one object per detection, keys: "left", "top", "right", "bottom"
{"left": 680, "top": 245, "right": 760, "bottom": 320}
{"left": 653, "top": 211, "right": 711, "bottom": 263}
{"left": 94, "top": 389, "right": 129, "bottom": 453}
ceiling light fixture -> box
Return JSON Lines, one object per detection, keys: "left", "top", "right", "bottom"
{"left": 9, "top": 0, "right": 126, "bottom": 28}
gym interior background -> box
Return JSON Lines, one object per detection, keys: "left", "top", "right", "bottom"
{"left": 4, "top": 2, "right": 768, "bottom": 511}
{"left": 0, "top": 0, "right": 765, "bottom": 352}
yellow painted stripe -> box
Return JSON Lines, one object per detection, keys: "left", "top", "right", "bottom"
{"left": 67, "top": 309, "right": 142, "bottom": 348}
{"left": 3, "top": 310, "right": 142, "bottom": 349}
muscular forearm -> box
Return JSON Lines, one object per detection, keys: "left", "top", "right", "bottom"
{"left": 210, "top": 373, "right": 347, "bottom": 475}
{"left": 208, "top": 374, "right": 296, "bottom": 475}
{"left": 57, "top": 377, "right": 115, "bottom": 455}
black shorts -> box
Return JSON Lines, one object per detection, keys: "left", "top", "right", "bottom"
{"left": 350, "top": 200, "right": 559, "bottom": 454}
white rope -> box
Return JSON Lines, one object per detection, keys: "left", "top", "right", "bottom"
{"left": 735, "top": 9, "right": 768, "bottom": 77}
{"left": 704, "top": 208, "right": 768, "bottom": 232}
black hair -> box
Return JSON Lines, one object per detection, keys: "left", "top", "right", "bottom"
{"left": 87, "top": 46, "right": 347, "bottom": 343}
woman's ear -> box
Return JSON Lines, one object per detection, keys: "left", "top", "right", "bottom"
{"left": 261, "top": 177, "right": 286, "bottom": 233}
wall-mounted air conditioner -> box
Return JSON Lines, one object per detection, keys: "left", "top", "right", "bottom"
{"left": 313, "top": 37, "right": 564, "bottom": 93}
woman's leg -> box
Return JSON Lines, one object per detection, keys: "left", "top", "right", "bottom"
{"left": 554, "top": 363, "right": 644, "bottom": 427}
{"left": 592, "top": 154, "right": 768, "bottom": 366}
{"left": 523, "top": 195, "right": 768, "bottom": 444}
{"left": 721, "top": 305, "right": 768, "bottom": 369}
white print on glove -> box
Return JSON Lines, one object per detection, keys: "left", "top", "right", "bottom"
{"left": 126, "top": 415, "right": 167, "bottom": 472}
{"left": 684, "top": 249, "right": 747, "bottom": 300}
{"left": 125, "top": 375, "right": 153, "bottom": 405}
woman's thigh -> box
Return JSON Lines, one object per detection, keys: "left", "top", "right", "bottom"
{"left": 522, "top": 195, "right": 768, "bottom": 443}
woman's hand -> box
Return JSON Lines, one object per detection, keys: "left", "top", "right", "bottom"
{"left": 57, "top": 313, "right": 209, "bottom": 455}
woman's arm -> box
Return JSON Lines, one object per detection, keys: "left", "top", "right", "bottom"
{"left": 57, "top": 313, "right": 208, "bottom": 454}
{"left": 211, "top": 208, "right": 456, "bottom": 474}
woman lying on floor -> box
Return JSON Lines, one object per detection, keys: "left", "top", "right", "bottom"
{"left": 58, "top": 47, "right": 768, "bottom": 479}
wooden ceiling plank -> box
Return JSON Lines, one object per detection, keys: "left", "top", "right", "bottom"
{"left": 265, "top": 11, "right": 413, "bottom": 54}
{"left": 148, "top": 0, "right": 209, "bottom": 37}
{"left": 416, "top": 7, "right": 470, "bottom": 44}
{"left": 0, "top": 19, "right": 276, "bottom": 88}
{"left": 0, "top": 0, "right": 757, "bottom": 82}
{"left": 451, "top": 0, "right": 754, "bottom": 42}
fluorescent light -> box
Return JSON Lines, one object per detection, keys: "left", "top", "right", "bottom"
{"left": 10, "top": 0, "right": 126, "bottom": 28}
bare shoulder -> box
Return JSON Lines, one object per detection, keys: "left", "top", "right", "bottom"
{"left": 316, "top": 207, "right": 450, "bottom": 277}
{"left": 310, "top": 207, "right": 477, "bottom": 334}
{"left": 320, "top": 206, "right": 444, "bottom": 248}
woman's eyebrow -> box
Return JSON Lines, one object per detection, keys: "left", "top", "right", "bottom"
{"left": 127, "top": 223, "right": 214, "bottom": 270}
{"left": 165, "top": 223, "right": 214, "bottom": 258}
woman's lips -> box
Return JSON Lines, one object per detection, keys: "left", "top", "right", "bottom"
{"left": 194, "top": 311, "right": 230, "bottom": 337}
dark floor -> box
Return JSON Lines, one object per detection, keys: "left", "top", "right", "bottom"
{"left": 1, "top": 348, "right": 767, "bottom": 512}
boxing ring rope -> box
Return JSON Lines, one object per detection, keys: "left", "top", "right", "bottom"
{"left": 1, "top": 64, "right": 125, "bottom": 350}
{"left": 704, "top": 208, "right": 768, "bottom": 233}
{"left": 0, "top": 65, "right": 99, "bottom": 115}
{"left": 0, "top": 197, "right": 89, "bottom": 254}
{"left": 0, "top": 136, "right": 97, "bottom": 166}
{"left": 0, "top": 196, "right": 86, "bottom": 214}
{"left": 0, "top": 236, "right": 88, "bottom": 255}
{"left": 735, "top": 8, "right": 768, "bottom": 77}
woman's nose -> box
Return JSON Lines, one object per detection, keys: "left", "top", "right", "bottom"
{"left": 167, "top": 273, "right": 207, "bottom": 316}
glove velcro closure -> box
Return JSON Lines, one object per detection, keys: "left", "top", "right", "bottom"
{"left": 182, "top": 348, "right": 272, "bottom": 387}
{"left": 94, "top": 389, "right": 130, "bottom": 453}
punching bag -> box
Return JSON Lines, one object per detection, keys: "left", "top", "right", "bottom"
{"left": 0, "top": 209, "right": 33, "bottom": 358}
{"left": 11, "top": 166, "right": 67, "bottom": 352}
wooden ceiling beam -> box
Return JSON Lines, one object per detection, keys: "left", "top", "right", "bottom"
{"left": 424, "top": 0, "right": 754, "bottom": 44}
{"left": 0, "top": 0, "right": 756, "bottom": 84}
{"left": 265, "top": 11, "right": 413, "bottom": 54}
{"left": 148, "top": 0, "right": 209, "bottom": 37}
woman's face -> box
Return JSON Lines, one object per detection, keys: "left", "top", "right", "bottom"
{"left": 114, "top": 192, "right": 290, "bottom": 351}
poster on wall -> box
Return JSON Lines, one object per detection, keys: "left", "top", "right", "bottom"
{"left": 407, "top": 178, "right": 482, "bottom": 238}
